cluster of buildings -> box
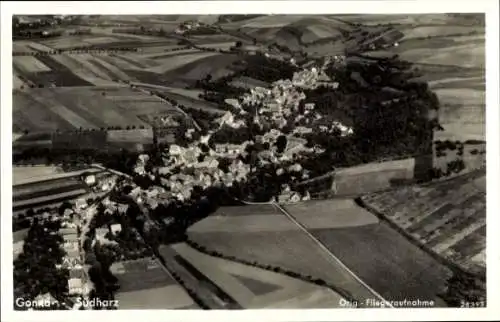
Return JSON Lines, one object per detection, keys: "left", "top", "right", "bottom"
{"left": 56, "top": 207, "right": 94, "bottom": 309}
{"left": 133, "top": 142, "right": 252, "bottom": 203}
{"left": 130, "top": 61, "right": 355, "bottom": 205}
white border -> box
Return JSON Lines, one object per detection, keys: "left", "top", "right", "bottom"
{"left": 1, "top": 1, "right": 499, "bottom": 321}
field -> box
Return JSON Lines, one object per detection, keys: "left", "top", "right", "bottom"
{"left": 13, "top": 166, "right": 101, "bottom": 185}
{"left": 359, "top": 15, "right": 485, "bottom": 142}
{"left": 229, "top": 76, "right": 270, "bottom": 90}
{"left": 360, "top": 169, "right": 486, "bottom": 276}
{"left": 159, "top": 242, "right": 343, "bottom": 309}
{"left": 110, "top": 258, "right": 198, "bottom": 309}
{"left": 283, "top": 199, "right": 452, "bottom": 306}
{"left": 333, "top": 158, "right": 416, "bottom": 196}
{"left": 188, "top": 204, "right": 384, "bottom": 306}
{"left": 12, "top": 166, "right": 104, "bottom": 212}
{"left": 13, "top": 177, "right": 86, "bottom": 201}
{"left": 13, "top": 87, "right": 181, "bottom": 133}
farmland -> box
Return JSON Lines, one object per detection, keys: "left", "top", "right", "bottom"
{"left": 159, "top": 242, "right": 344, "bottom": 309}
{"left": 13, "top": 87, "right": 180, "bottom": 133}
{"left": 12, "top": 165, "right": 103, "bottom": 212}
{"left": 13, "top": 165, "right": 101, "bottom": 185}
{"left": 282, "top": 199, "right": 452, "bottom": 306}
{"left": 357, "top": 15, "right": 485, "bottom": 142}
{"left": 188, "top": 204, "right": 385, "bottom": 306}
{"left": 360, "top": 169, "right": 486, "bottom": 276}
{"left": 110, "top": 258, "right": 199, "bottom": 309}
{"left": 10, "top": 14, "right": 487, "bottom": 310}
{"left": 333, "top": 158, "right": 416, "bottom": 196}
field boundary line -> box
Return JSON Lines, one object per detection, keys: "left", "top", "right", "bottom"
{"left": 273, "top": 201, "right": 393, "bottom": 308}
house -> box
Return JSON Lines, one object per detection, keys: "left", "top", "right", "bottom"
{"left": 290, "top": 193, "right": 301, "bottom": 203}
{"left": 68, "top": 278, "right": 83, "bottom": 295}
{"left": 69, "top": 267, "right": 86, "bottom": 279}
{"left": 110, "top": 223, "right": 122, "bottom": 235}
{"left": 63, "top": 208, "right": 74, "bottom": 218}
{"left": 75, "top": 198, "right": 87, "bottom": 210}
{"left": 85, "top": 175, "right": 96, "bottom": 186}
{"left": 63, "top": 234, "right": 79, "bottom": 251}
{"left": 95, "top": 227, "right": 108, "bottom": 239}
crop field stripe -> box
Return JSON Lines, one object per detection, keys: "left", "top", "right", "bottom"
{"left": 273, "top": 202, "right": 392, "bottom": 307}
{"left": 173, "top": 253, "right": 243, "bottom": 308}
{"left": 13, "top": 168, "right": 102, "bottom": 186}
{"left": 406, "top": 203, "right": 455, "bottom": 233}
{"left": 56, "top": 89, "right": 142, "bottom": 128}
{"left": 13, "top": 177, "right": 80, "bottom": 195}
{"left": 14, "top": 56, "right": 52, "bottom": 73}
{"left": 112, "top": 54, "right": 149, "bottom": 69}
{"left": 451, "top": 226, "right": 486, "bottom": 259}
{"left": 149, "top": 50, "right": 202, "bottom": 60}
{"left": 14, "top": 183, "right": 87, "bottom": 202}
{"left": 421, "top": 195, "right": 484, "bottom": 243}
{"left": 14, "top": 91, "right": 76, "bottom": 132}
{"left": 33, "top": 55, "right": 94, "bottom": 87}
{"left": 49, "top": 54, "right": 115, "bottom": 86}
{"left": 173, "top": 244, "right": 255, "bottom": 306}
{"left": 99, "top": 55, "right": 138, "bottom": 71}
{"left": 432, "top": 219, "right": 486, "bottom": 253}
{"left": 74, "top": 54, "right": 114, "bottom": 80}
{"left": 13, "top": 188, "right": 87, "bottom": 210}
{"left": 400, "top": 201, "right": 449, "bottom": 229}
{"left": 48, "top": 88, "right": 129, "bottom": 129}
{"left": 88, "top": 58, "right": 130, "bottom": 81}
{"left": 30, "top": 90, "right": 98, "bottom": 129}
{"left": 27, "top": 42, "right": 54, "bottom": 52}
{"left": 54, "top": 95, "right": 109, "bottom": 129}
{"left": 426, "top": 206, "right": 485, "bottom": 248}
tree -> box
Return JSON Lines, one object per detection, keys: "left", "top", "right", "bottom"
{"left": 441, "top": 272, "right": 486, "bottom": 307}
{"left": 275, "top": 135, "right": 288, "bottom": 154}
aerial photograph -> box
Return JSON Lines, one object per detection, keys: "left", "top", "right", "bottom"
{"left": 11, "top": 13, "right": 486, "bottom": 310}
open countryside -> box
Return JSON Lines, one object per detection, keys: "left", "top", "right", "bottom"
{"left": 12, "top": 13, "right": 486, "bottom": 311}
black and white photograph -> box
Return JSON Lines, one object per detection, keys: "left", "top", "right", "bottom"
{"left": 1, "top": 1, "right": 499, "bottom": 321}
